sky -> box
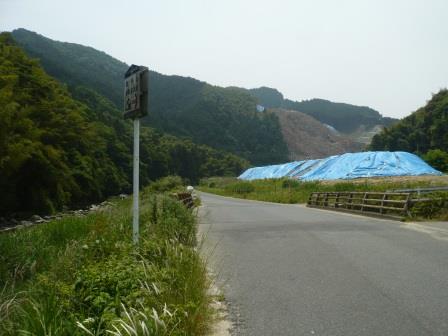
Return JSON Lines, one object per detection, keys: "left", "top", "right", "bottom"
{"left": 1, "top": 0, "right": 447, "bottom": 118}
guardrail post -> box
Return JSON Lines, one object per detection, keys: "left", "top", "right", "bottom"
{"left": 404, "top": 193, "right": 412, "bottom": 217}
{"left": 380, "top": 193, "right": 387, "bottom": 215}
{"left": 361, "top": 192, "right": 367, "bottom": 211}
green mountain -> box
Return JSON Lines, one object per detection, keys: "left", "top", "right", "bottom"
{"left": 11, "top": 28, "right": 289, "bottom": 165}
{"left": 248, "top": 87, "right": 398, "bottom": 133}
{"left": 0, "top": 32, "right": 248, "bottom": 216}
{"left": 11, "top": 28, "right": 126, "bottom": 107}
{"left": 369, "top": 90, "right": 448, "bottom": 154}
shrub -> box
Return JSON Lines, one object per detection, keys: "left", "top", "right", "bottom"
{"left": 148, "top": 176, "right": 184, "bottom": 193}
{"left": 423, "top": 149, "right": 448, "bottom": 172}
{"left": 411, "top": 192, "right": 448, "bottom": 219}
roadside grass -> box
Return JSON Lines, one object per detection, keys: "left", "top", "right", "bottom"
{"left": 0, "top": 187, "right": 211, "bottom": 335}
{"left": 199, "top": 177, "right": 448, "bottom": 220}
{"left": 409, "top": 192, "right": 448, "bottom": 221}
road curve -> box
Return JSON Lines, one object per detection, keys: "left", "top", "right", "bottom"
{"left": 198, "top": 192, "right": 448, "bottom": 336}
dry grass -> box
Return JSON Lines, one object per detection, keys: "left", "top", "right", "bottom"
{"left": 321, "top": 175, "right": 448, "bottom": 186}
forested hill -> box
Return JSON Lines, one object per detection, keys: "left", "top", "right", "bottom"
{"left": 11, "top": 28, "right": 126, "bottom": 107}
{"left": 248, "top": 87, "right": 398, "bottom": 134}
{"left": 0, "top": 32, "right": 248, "bottom": 217}
{"left": 369, "top": 90, "right": 448, "bottom": 154}
{"left": 11, "top": 28, "right": 289, "bottom": 165}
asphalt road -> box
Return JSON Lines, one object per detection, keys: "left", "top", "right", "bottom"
{"left": 198, "top": 192, "right": 448, "bottom": 336}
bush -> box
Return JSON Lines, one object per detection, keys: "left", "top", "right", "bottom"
{"left": 73, "top": 255, "right": 147, "bottom": 321}
{"left": 411, "top": 192, "right": 448, "bottom": 219}
{"left": 423, "top": 149, "right": 448, "bottom": 173}
{"left": 148, "top": 175, "right": 184, "bottom": 193}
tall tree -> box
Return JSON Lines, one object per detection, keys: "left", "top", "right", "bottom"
{"left": 369, "top": 90, "right": 448, "bottom": 155}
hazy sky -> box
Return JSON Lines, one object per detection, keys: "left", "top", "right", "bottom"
{"left": 1, "top": 0, "right": 447, "bottom": 118}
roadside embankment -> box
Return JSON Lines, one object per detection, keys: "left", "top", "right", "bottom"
{"left": 0, "top": 185, "right": 211, "bottom": 335}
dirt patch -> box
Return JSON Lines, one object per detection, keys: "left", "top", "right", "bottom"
{"left": 271, "top": 108, "right": 363, "bottom": 160}
{"left": 208, "top": 283, "right": 232, "bottom": 336}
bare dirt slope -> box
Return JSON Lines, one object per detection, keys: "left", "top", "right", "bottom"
{"left": 271, "top": 108, "right": 363, "bottom": 160}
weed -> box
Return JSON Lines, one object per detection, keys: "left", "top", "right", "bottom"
{"left": 411, "top": 192, "right": 448, "bottom": 220}
{"left": 0, "top": 188, "right": 210, "bottom": 335}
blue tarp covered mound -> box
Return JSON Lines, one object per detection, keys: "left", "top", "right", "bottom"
{"left": 238, "top": 151, "right": 443, "bottom": 181}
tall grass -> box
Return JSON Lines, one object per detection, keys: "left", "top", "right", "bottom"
{"left": 0, "top": 190, "right": 211, "bottom": 335}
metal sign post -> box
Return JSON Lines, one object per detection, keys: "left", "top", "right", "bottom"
{"left": 124, "top": 65, "right": 149, "bottom": 245}
{"left": 132, "top": 118, "right": 140, "bottom": 244}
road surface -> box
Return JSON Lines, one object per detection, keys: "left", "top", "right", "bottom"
{"left": 198, "top": 192, "right": 448, "bottom": 336}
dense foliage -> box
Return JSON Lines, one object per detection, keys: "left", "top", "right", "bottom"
{"left": 422, "top": 149, "right": 448, "bottom": 173}
{"left": 370, "top": 90, "right": 448, "bottom": 168}
{"left": 0, "top": 190, "right": 211, "bottom": 335}
{"left": 248, "top": 87, "right": 397, "bottom": 133}
{"left": 71, "top": 85, "right": 249, "bottom": 184}
{"left": 12, "top": 28, "right": 289, "bottom": 165}
{"left": 148, "top": 77, "right": 289, "bottom": 164}
{"left": 249, "top": 86, "right": 284, "bottom": 108}
{"left": 0, "top": 33, "right": 248, "bottom": 216}
{"left": 11, "top": 28, "right": 126, "bottom": 107}
{"left": 0, "top": 33, "right": 126, "bottom": 215}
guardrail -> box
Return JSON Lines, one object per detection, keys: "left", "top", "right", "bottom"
{"left": 174, "top": 192, "right": 195, "bottom": 209}
{"left": 307, "top": 191, "right": 413, "bottom": 219}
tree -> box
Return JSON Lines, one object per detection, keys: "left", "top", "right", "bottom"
{"left": 423, "top": 149, "right": 448, "bottom": 173}
{"left": 0, "top": 32, "right": 249, "bottom": 217}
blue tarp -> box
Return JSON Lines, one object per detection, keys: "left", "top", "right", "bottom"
{"left": 238, "top": 151, "right": 443, "bottom": 181}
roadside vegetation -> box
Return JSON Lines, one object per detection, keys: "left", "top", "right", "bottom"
{"left": 0, "top": 178, "right": 211, "bottom": 335}
{"left": 199, "top": 176, "right": 448, "bottom": 220}
{"left": 370, "top": 89, "right": 448, "bottom": 174}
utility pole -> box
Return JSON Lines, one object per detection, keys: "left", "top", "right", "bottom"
{"left": 124, "top": 65, "right": 149, "bottom": 244}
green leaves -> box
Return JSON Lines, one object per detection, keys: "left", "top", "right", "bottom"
{"left": 0, "top": 33, "right": 124, "bottom": 215}
{"left": 1, "top": 193, "right": 211, "bottom": 335}
{"left": 423, "top": 149, "right": 448, "bottom": 173}
{"left": 12, "top": 28, "right": 289, "bottom": 166}
{"left": 0, "top": 32, "right": 248, "bottom": 217}
{"left": 369, "top": 89, "right": 448, "bottom": 158}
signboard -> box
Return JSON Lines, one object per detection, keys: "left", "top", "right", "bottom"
{"left": 124, "top": 65, "right": 149, "bottom": 119}
{"left": 123, "top": 64, "right": 150, "bottom": 244}
{"left": 124, "top": 72, "right": 140, "bottom": 114}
